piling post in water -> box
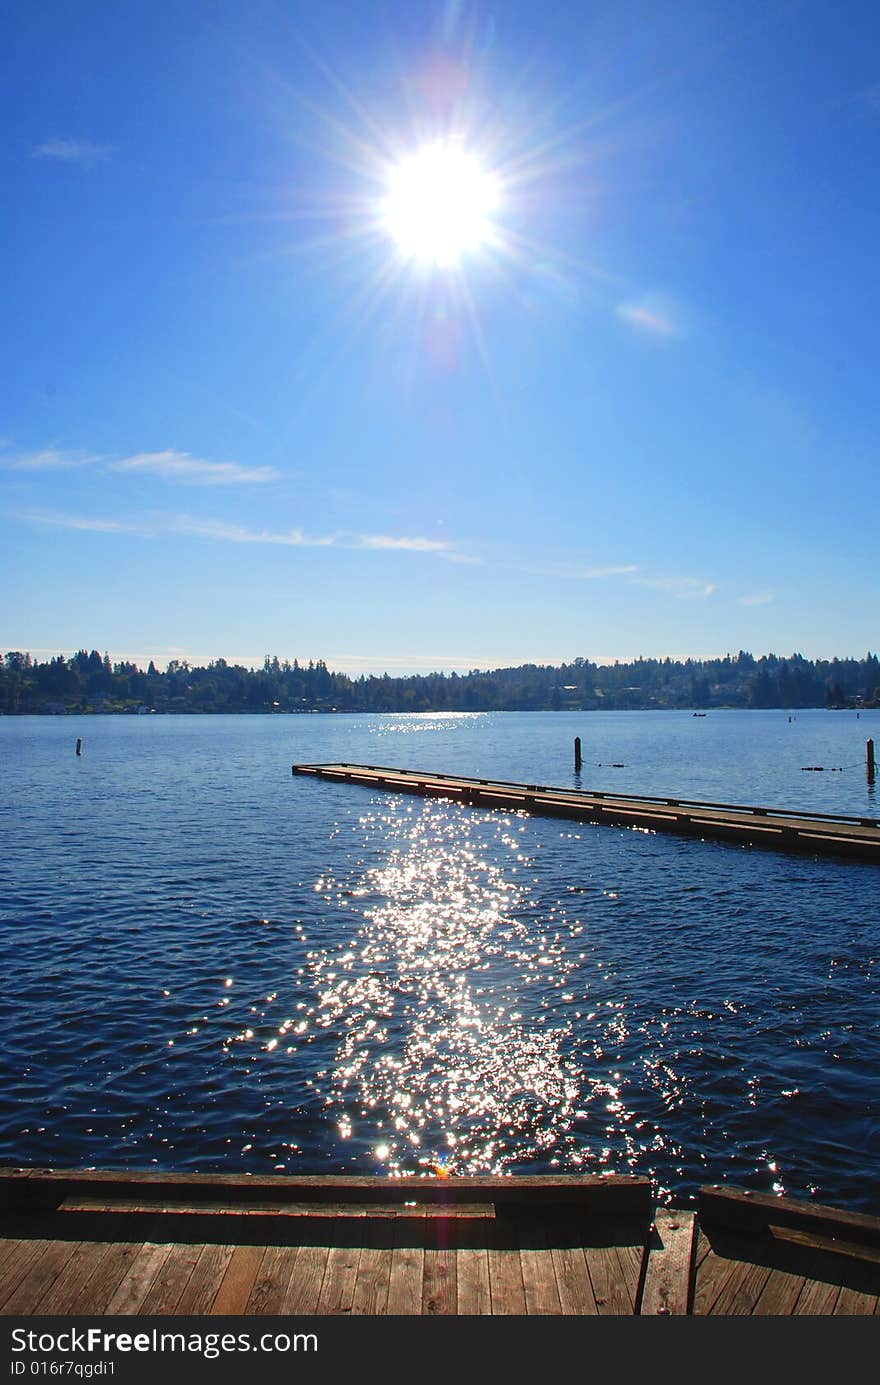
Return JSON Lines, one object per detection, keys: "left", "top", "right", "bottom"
{"left": 574, "top": 736, "right": 582, "bottom": 772}
{"left": 868, "top": 739, "right": 876, "bottom": 784}
{"left": 76, "top": 738, "right": 82, "bottom": 757}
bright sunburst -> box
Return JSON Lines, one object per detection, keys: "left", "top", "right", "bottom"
{"left": 381, "top": 142, "right": 499, "bottom": 268}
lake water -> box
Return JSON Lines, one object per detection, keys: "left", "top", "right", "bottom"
{"left": 2, "top": 709, "right": 878, "bottom": 1212}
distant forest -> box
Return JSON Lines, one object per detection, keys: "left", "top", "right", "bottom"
{"left": 2, "top": 648, "right": 879, "bottom": 715}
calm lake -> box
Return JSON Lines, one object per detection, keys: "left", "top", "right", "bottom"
{"left": 2, "top": 709, "right": 878, "bottom": 1211}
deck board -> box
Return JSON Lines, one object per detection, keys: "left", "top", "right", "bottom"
{"left": 210, "top": 1244, "right": 267, "bottom": 1315}
{"left": 387, "top": 1211, "right": 427, "bottom": 1315}
{"left": 174, "top": 1243, "right": 235, "bottom": 1315}
{"left": 105, "top": 1243, "right": 173, "bottom": 1315}
{"left": 639, "top": 1210, "right": 696, "bottom": 1315}
{"left": 487, "top": 1216, "right": 527, "bottom": 1315}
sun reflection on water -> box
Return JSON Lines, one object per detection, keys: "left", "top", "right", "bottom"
{"left": 304, "top": 799, "right": 581, "bottom": 1174}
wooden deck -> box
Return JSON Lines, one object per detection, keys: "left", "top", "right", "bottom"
{"left": 1, "top": 1171, "right": 878, "bottom": 1316}
{"left": 292, "top": 762, "right": 880, "bottom": 863}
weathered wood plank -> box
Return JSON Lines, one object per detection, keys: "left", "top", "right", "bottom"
{"left": 387, "top": 1212, "right": 427, "bottom": 1316}
{"left": 751, "top": 1262, "right": 808, "bottom": 1316}
{"left": 210, "top": 1244, "right": 267, "bottom": 1315}
{"left": 487, "top": 1217, "right": 526, "bottom": 1315}
{"left": 710, "top": 1257, "right": 772, "bottom": 1315}
{"left": 422, "top": 1221, "right": 458, "bottom": 1316}
{"left": 281, "top": 1243, "right": 329, "bottom": 1314}
{"left": 245, "top": 1245, "right": 301, "bottom": 1316}
{"left": 0, "top": 1240, "right": 51, "bottom": 1311}
{"left": 518, "top": 1220, "right": 563, "bottom": 1315}
{"left": 2, "top": 1240, "right": 80, "bottom": 1315}
{"left": 350, "top": 1218, "right": 394, "bottom": 1315}
{"left": 550, "top": 1224, "right": 599, "bottom": 1316}
{"left": 639, "top": 1210, "right": 696, "bottom": 1315}
{"left": 699, "top": 1186, "right": 880, "bottom": 1250}
{"left": 29, "top": 1240, "right": 114, "bottom": 1314}
{"left": 455, "top": 1217, "right": 490, "bottom": 1316}
{"left": 105, "top": 1243, "right": 173, "bottom": 1315}
{"left": 68, "top": 1242, "right": 143, "bottom": 1316}
{"left": 138, "top": 1241, "right": 203, "bottom": 1315}
{"left": 174, "top": 1243, "right": 235, "bottom": 1316}
{"left": 583, "top": 1241, "right": 634, "bottom": 1315}
{"left": 315, "top": 1219, "right": 363, "bottom": 1315}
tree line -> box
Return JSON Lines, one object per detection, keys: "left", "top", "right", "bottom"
{"left": 1, "top": 648, "right": 878, "bottom": 715}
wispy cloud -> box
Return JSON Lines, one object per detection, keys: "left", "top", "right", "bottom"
{"left": 631, "top": 574, "right": 715, "bottom": 599}
{"left": 110, "top": 450, "right": 278, "bottom": 485}
{"left": 531, "top": 560, "right": 639, "bottom": 581}
{"left": 167, "top": 516, "right": 335, "bottom": 546}
{"left": 738, "top": 590, "right": 774, "bottom": 607}
{"left": 31, "top": 137, "right": 111, "bottom": 164}
{"left": 2, "top": 447, "right": 99, "bottom": 472}
{"left": 355, "top": 534, "right": 479, "bottom": 563}
{"left": 20, "top": 510, "right": 140, "bottom": 534}
{"left": 616, "top": 294, "right": 685, "bottom": 339}
{"left": 16, "top": 508, "right": 472, "bottom": 560}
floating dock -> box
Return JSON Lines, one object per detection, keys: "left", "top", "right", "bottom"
{"left": 1, "top": 1170, "right": 878, "bottom": 1315}
{"left": 292, "top": 763, "right": 880, "bottom": 863}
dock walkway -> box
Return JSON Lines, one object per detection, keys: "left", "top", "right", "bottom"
{"left": 292, "top": 763, "right": 880, "bottom": 862}
{"left": 1, "top": 1171, "right": 878, "bottom": 1316}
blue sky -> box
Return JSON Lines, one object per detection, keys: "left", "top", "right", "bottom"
{"left": 3, "top": 0, "right": 878, "bottom": 674}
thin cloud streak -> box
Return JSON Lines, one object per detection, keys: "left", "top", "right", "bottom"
{"left": 3, "top": 448, "right": 99, "bottom": 471}
{"left": 739, "top": 591, "right": 774, "bottom": 607}
{"left": 631, "top": 574, "right": 716, "bottom": 599}
{"left": 110, "top": 450, "right": 279, "bottom": 485}
{"left": 16, "top": 508, "right": 472, "bottom": 560}
{"left": 31, "top": 137, "right": 111, "bottom": 163}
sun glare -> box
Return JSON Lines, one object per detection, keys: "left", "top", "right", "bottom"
{"left": 382, "top": 142, "right": 499, "bottom": 268}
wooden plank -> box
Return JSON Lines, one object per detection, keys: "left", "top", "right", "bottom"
{"left": 0, "top": 1167, "right": 651, "bottom": 1213}
{"left": 583, "top": 1240, "right": 634, "bottom": 1315}
{"left": 67, "top": 1242, "right": 142, "bottom": 1315}
{"left": 175, "top": 1244, "right": 235, "bottom": 1316}
{"left": 138, "top": 1241, "right": 203, "bottom": 1315}
{"left": 387, "top": 1212, "right": 427, "bottom": 1316}
{"left": 752, "top": 1262, "right": 809, "bottom": 1316}
{"left": 455, "top": 1217, "right": 490, "bottom": 1316}
{"left": 793, "top": 1270, "right": 842, "bottom": 1315}
{"left": 550, "top": 1223, "right": 599, "bottom": 1316}
{"left": 29, "top": 1240, "right": 115, "bottom": 1314}
{"left": 209, "top": 1244, "right": 267, "bottom": 1315}
{"left": 699, "top": 1186, "right": 880, "bottom": 1250}
{"left": 487, "top": 1217, "right": 526, "bottom": 1315}
{"left": 105, "top": 1243, "right": 173, "bottom": 1315}
{"left": 834, "top": 1283, "right": 878, "bottom": 1315}
{"left": 350, "top": 1218, "right": 394, "bottom": 1315}
{"left": 2, "top": 1240, "right": 80, "bottom": 1315}
{"left": 710, "top": 1258, "right": 773, "bottom": 1315}
{"left": 315, "top": 1219, "right": 363, "bottom": 1315}
{"left": 639, "top": 1210, "right": 696, "bottom": 1315}
{"left": 281, "top": 1243, "right": 330, "bottom": 1314}
{"left": 692, "top": 1236, "right": 746, "bottom": 1316}
{"left": 0, "top": 1239, "right": 51, "bottom": 1311}
{"left": 422, "top": 1221, "right": 458, "bottom": 1316}
{"left": 518, "top": 1219, "right": 563, "bottom": 1315}
{"left": 246, "top": 1245, "right": 302, "bottom": 1316}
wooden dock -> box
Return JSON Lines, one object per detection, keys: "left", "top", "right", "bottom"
{"left": 1, "top": 1170, "right": 878, "bottom": 1316}
{"left": 292, "top": 763, "right": 880, "bottom": 863}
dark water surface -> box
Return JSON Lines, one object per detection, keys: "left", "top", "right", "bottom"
{"left": 2, "top": 710, "right": 878, "bottom": 1211}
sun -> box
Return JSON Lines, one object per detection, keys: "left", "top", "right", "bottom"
{"left": 381, "top": 142, "right": 499, "bottom": 268}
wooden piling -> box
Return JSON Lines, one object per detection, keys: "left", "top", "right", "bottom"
{"left": 868, "top": 739, "right": 876, "bottom": 783}
{"left": 75, "top": 738, "right": 82, "bottom": 757}
{"left": 574, "top": 736, "right": 582, "bottom": 772}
